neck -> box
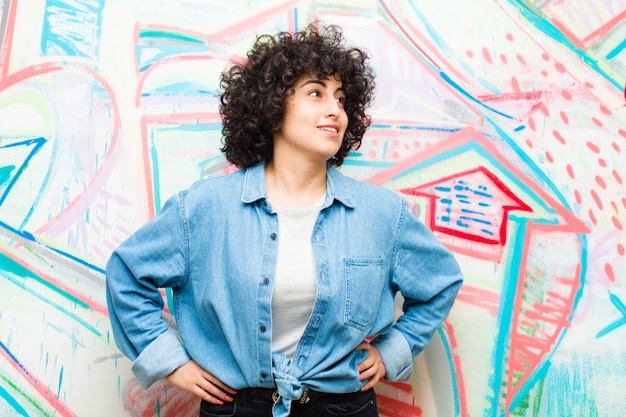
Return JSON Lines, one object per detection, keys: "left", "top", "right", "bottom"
{"left": 265, "top": 159, "right": 328, "bottom": 209}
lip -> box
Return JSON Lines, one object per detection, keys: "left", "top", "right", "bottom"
{"left": 317, "top": 124, "right": 341, "bottom": 136}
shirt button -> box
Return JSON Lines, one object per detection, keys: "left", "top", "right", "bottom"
{"left": 263, "top": 277, "right": 270, "bottom": 284}
{"left": 260, "top": 325, "right": 267, "bottom": 332}
{"left": 261, "top": 372, "right": 268, "bottom": 379}
{"left": 270, "top": 233, "right": 277, "bottom": 240}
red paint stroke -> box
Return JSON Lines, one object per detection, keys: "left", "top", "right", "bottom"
{"left": 619, "top": 129, "right": 626, "bottom": 139}
{"left": 617, "top": 244, "right": 625, "bottom": 256}
{"left": 612, "top": 216, "right": 623, "bottom": 231}
{"left": 401, "top": 165, "right": 532, "bottom": 246}
{"left": 611, "top": 201, "right": 619, "bottom": 213}
{"left": 482, "top": 47, "right": 492, "bottom": 64}
{"left": 605, "top": 263, "right": 616, "bottom": 282}
{"left": 591, "top": 117, "right": 603, "bottom": 127}
{"left": 586, "top": 141, "right": 601, "bottom": 153}
{"left": 554, "top": 61, "right": 566, "bottom": 73}
{"left": 612, "top": 170, "right": 623, "bottom": 185}
{"left": 505, "top": 223, "right": 582, "bottom": 410}
{"left": 0, "top": 342, "right": 78, "bottom": 417}
{"left": 552, "top": 129, "right": 566, "bottom": 144}
{"left": 545, "top": 151, "right": 553, "bottom": 163}
{"left": 566, "top": 164, "right": 575, "bottom": 179}
{"left": 590, "top": 189, "right": 603, "bottom": 210}
{"left": 376, "top": 394, "right": 422, "bottom": 417}
{"left": 33, "top": 64, "right": 121, "bottom": 238}
{"left": 0, "top": 246, "right": 107, "bottom": 315}
{"left": 588, "top": 209, "right": 597, "bottom": 225}
{"left": 599, "top": 104, "right": 611, "bottom": 115}
{"left": 442, "top": 320, "right": 468, "bottom": 417}
{"left": 140, "top": 112, "right": 222, "bottom": 219}
{"left": 581, "top": 9, "right": 626, "bottom": 46}
{"left": 549, "top": 18, "right": 585, "bottom": 49}
{"left": 595, "top": 175, "right": 606, "bottom": 190}
{"left": 0, "top": 0, "right": 19, "bottom": 79}
{"left": 511, "top": 76, "right": 521, "bottom": 92}
{"left": 559, "top": 111, "right": 569, "bottom": 124}
{"left": 369, "top": 127, "right": 590, "bottom": 234}
{"left": 124, "top": 380, "right": 199, "bottom": 417}
{"left": 476, "top": 90, "right": 544, "bottom": 103}
{"left": 455, "top": 285, "right": 500, "bottom": 315}
{"left": 611, "top": 142, "right": 621, "bottom": 153}
{"left": 0, "top": 62, "right": 64, "bottom": 90}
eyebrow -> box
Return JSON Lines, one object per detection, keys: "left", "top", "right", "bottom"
{"left": 300, "top": 78, "right": 344, "bottom": 93}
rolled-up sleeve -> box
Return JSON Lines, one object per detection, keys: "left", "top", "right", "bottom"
{"left": 105, "top": 193, "right": 191, "bottom": 387}
{"left": 374, "top": 201, "right": 463, "bottom": 381}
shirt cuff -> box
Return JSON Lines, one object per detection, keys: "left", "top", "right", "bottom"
{"left": 371, "top": 328, "right": 413, "bottom": 382}
{"left": 131, "top": 330, "right": 191, "bottom": 388}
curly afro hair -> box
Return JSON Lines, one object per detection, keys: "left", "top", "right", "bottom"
{"left": 219, "top": 22, "right": 376, "bottom": 168}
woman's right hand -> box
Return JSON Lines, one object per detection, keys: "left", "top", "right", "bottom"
{"left": 165, "top": 359, "right": 237, "bottom": 404}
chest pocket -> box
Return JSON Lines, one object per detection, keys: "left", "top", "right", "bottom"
{"left": 343, "top": 258, "right": 385, "bottom": 331}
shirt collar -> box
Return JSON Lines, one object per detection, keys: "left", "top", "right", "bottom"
{"left": 241, "top": 163, "right": 355, "bottom": 209}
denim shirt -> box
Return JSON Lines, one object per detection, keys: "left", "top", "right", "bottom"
{"left": 106, "top": 163, "right": 463, "bottom": 417}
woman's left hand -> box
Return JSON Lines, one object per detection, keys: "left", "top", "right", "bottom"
{"left": 356, "top": 340, "right": 387, "bottom": 391}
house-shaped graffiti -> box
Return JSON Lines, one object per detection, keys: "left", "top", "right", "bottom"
{"left": 400, "top": 166, "right": 532, "bottom": 250}
{"left": 369, "top": 127, "right": 590, "bottom": 417}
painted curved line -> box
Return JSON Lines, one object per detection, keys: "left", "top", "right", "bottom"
{"left": 31, "top": 63, "right": 121, "bottom": 239}
{"left": 134, "top": 54, "right": 219, "bottom": 107}
{"left": 0, "top": 62, "right": 65, "bottom": 90}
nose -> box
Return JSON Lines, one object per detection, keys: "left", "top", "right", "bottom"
{"left": 326, "top": 97, "right": 340, "bottom": 118}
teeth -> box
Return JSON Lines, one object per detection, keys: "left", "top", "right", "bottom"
{"left": 320, "top": 127, "right": 338, "bottom": 133}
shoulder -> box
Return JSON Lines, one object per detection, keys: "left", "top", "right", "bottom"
{"left": 339, "top": 171, "right": 404, "bottom": 208}
{"left": 173, "top": 168, "right": 246, "bottom": 211}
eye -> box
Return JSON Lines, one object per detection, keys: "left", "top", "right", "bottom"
{"left": 308, "top": 90, "right": 321, "bottom": 97}
{"left": 335, "top": 96, "right": 345, "bottom": 105}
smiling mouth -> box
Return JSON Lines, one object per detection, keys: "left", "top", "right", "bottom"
{"left": 319, "top": 127, "right": 338, "bottom": 133}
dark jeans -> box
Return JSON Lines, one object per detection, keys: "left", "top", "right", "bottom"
{"left": 199, "top": 388, "right": 379, "bottom": 417}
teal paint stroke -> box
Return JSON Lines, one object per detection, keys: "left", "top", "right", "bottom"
{"left": 0, "top": 254, "right": 101, "bottom": 336}
{"left": 488, "top": 217, "right": 530, "bottom": 416}
{"left": 436, "top": 326, "right": 461, "bottom": 417}
{"left": 606, "top": 37, "right": 626, "bottom": 60}
{"left": 139, "top": 30, "right": 205, "bottom": 44}
{"left": 0, "top": 351, "right": 52, "bottom": 416}
{"left": 508, "top": 0, "right": 622, "bottom": 91}
{"left": 0, "top": 383, "right": 28, "bottom": 417}
{"left": 401, "top": 1, "right": 503, "bottom": 95}
{"left": 596, "top": 292, "right": 626, "bottom": 337}
{"left": 0, "top": 138, "right": 46, "bottom": 206}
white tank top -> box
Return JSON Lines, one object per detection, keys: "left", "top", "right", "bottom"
{"left": 270, "top": 197, "right": 324, "bottom": 357}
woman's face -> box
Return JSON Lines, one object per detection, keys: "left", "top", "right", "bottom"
{"left": 272, "top": 73, "right": 348, "bottom": 165}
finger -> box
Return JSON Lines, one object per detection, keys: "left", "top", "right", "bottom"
{"left": 202, "top": 372, "right": 238, "bottom": 395}
{"left": 196, "top": 377, "right": 235, "bottom": 402}
{"left": 357, "top": 357, "right": 373, "bottom": 372}
{"left": 193, "top": 385, "right": 226, "bottom": 404}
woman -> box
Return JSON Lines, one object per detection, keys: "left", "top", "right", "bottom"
{"left": 106, "top": 22, "right": 463, "bottom": 417}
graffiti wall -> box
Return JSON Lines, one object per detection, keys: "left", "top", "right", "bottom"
{"left": 1, "top": 0, "right": 625, "bottom": 416}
